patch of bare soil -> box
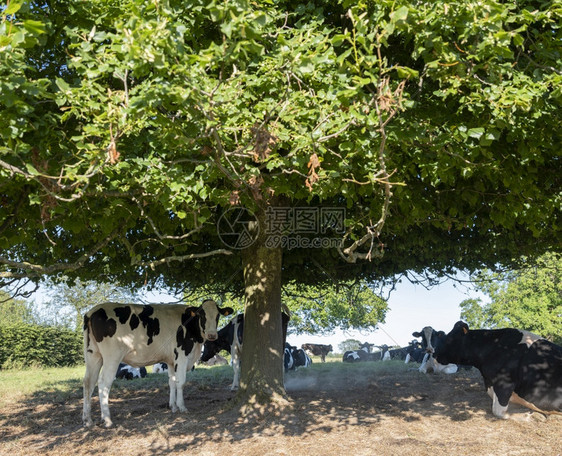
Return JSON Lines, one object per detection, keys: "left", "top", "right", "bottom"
{"left": 0, "top": 365, "right": 560, "bottom": 456}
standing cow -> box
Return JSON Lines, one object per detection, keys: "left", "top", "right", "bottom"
{"left": 201, "top": 309, "right": 290, "bottom": 390}
{"left": 434, "top": 321, "right": 562, "bottom": 418}
{"left": 82, "top": 299, "right": 232, "bottom": 427}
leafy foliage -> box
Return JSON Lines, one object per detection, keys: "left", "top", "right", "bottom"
{"left": 0, "top": 0, "right": 560, "bottom": 312}
{"left": 460, "top": 253, "right": 562, "bottom": 343}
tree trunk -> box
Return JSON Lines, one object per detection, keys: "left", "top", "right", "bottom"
{"left": 232, "top": 210, "right": 291, "bottom": 417}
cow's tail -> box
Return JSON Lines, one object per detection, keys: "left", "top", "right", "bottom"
{"left": 82, "top": 313, "right": 99, "bottom": 359}
{"left": 281, "top": 303, "right": 291, "bottom": 318}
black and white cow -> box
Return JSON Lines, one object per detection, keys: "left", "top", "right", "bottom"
{"left": 343, "top": 342, "right": 382, "bottom": 362}
{"left": 435, "top": 321, "right": 562, "bottom": 419}
{"left": 201, "top": 314, "right": 244, "bottom": 390}
{"left": 301, "top": 343, "right": 333, "bottom": 362}
{"left": 82, "top": 299, "right": 232, "bottom": 427}
{"left": 284, "top": 343, "right": 295, "bottom": 371}
{"left": 412, "top": 326, "right": 458, "bottom": 374}
{"left": 115, "top": 363, "right": 147, "bottom": 380}
{"left": 404, "top": 340, "right": 426, "bottom": 364}
{"left": 201, "top": 310, "right": 290, "bottom": 390}
{"left": 293, "top": 348, "right": 312, "bottom": 368}
{"left": 284, "top": 343, "right": 312, "bottom": 370}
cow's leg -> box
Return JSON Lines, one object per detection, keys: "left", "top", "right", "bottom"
{"left": 82, "top": 354, "right": 102, "bottom": 427}
{"left": 231, "top": 343, "right": 241, "bottom": 391}
{"left": 97, "top": 358, "right": 121, "bottom": 427}
{"left": 167, "top": 365, "right": 178, "bottom": 412}
{"left": 174, "top": 361, "right": 188, "bottom": 413}
{"left": 489, "top": 385, "right": 513, "bottom": 419}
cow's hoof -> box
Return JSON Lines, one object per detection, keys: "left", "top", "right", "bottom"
{"left": 102, "top": 418, "right": 113, "bottom": 428}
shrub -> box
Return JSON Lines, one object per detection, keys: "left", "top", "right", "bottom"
{"left": 0, "top": 323, "right": 82, "bottom": 369}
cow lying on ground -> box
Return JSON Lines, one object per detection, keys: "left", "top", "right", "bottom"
{"left": 404, "top": 340, "right": 425, "bottom": 364}
{"left": 284, "top": 343, "right": 312, "bottom": 370}
{"left": 201, "top": 309, "right": 290, "bottom": 390}
{"left": 82, "top": 299, "right": 232, "bottom": 427}
{"left": 301, "top": 343, "right": 333, "bottom": 362}
{"left": 116, "top": 363, "right": 147, "bottom": 380}
{"left": 284, "top": 343, "right": 295, "bottom": 371}
{"left": 413, "top": 326, "right": 458, "bottom": 374}
{"left": 343, "top": 342, "right": 384, "bottom": 362}
{"left": 435, "top": 321, "right": 562, "bottom": 419}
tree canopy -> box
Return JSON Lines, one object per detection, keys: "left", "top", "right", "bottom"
{"left": 1, "top": 0, "right": 561, "bottom": 409}
{"left": 1, "top": 0, "right": 560, "bottom": 291}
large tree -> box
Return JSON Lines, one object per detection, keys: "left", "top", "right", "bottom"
{"left": 1, "top": 0, "right": 560, "bottom": 413}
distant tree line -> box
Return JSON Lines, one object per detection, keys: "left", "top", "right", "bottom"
{"left": 460, "top": 253, "right": 561, "bottom": 344}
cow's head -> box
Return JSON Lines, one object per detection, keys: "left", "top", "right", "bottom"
{"left": 412, "top": 326, "right": 445, "bottom": 354}
{"left": 434, "top": 321, "right": 468, "bottom": 366}
{"left": 359, "top": 341, "right": 375, "bottom": 353}
{"left": 196, "top": 299, "right": 233, "bottom": 342}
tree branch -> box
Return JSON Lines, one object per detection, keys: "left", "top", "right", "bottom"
{"left": 138, "top": 249, "right": 233, "bottom": 270}
{"left": 0, "top": 227, "right": 121, "bottom": 279}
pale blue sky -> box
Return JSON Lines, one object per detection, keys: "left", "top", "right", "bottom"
{"left": 287, "top": 275, "right": 486, "bottom": 352}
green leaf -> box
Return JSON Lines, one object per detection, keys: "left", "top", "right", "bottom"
{"left": 390, "top": 6, "right": 409, "bottom": 23}
{"left": 23, "top": 20, "right": 47, "bottom": 35}
{"left": 25, "top": 163, "right": 39, "bottom": 175}
{"left": 467, "top": 127, "right": 485, "bottom": 139}
{"left": 395, "top": 66, "right": 419, "bottom": 79}
{"left": 55, "top": 78, "right": 70, "bottom": 92}
{"left": 4, "top": 1, "right": 23, "bottom": 15}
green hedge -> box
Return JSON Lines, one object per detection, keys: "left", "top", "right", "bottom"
{"left": 0, "top": 323, "right": 83, "bottom": 369}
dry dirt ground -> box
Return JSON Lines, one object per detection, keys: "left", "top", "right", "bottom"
{"left": 0, "top": 362, "right": 560, "bottom": 456}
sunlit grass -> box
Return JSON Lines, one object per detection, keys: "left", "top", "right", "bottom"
{"left": 0, "top": 365, "right": 84, "bottom": 408}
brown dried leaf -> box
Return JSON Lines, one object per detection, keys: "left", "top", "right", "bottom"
{"left": 306, "top": 153, "right": 321, "bottom": 191}
{"left": 251, "top": 124, "right": 277, "bottom": 162}
{"left": 107, "top": 139, "right": 120, "bottom": 165}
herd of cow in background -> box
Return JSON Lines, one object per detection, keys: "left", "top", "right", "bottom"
{"left": 114, "top": 324, "right": 458, "bottom": 383}
{"left": 82, "top": 299, "right": 562, "bottom": 427}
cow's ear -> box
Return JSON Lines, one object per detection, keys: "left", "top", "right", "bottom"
{"left": 436, "top": 331, "right": 446, "bottom": 337}
{"left": 220, "top": 307, "right": 234, "bottom": 316}
{"left": 191, "top": 310, "right": 197, "bottom": 317}
{"left": 412, "top": 331, "right": 421, "bottom": 338}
